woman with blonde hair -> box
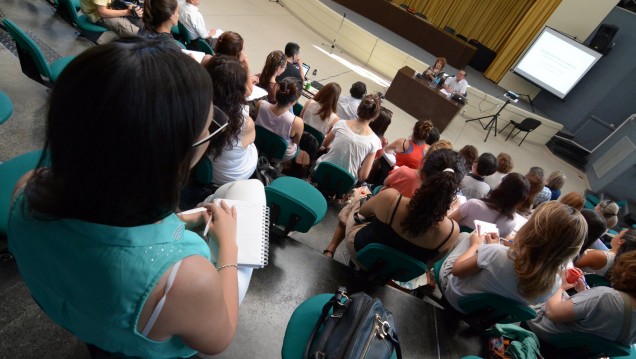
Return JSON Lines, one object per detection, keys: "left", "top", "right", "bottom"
{"left": 596, "top": 199, "right": 620, "bottom": 229}
{"left": 257, "top": 50, "right": 286, "bottom": 104}
{"left": 437, "top": 201, "right": 587, "bottom": 313}
{"left": 546, "top": 170, "right": 566, "bottom": 200}
{"left": 299, "top": 82, "right": 341, "bottom": 141}
{"left": 385, "top": 119, "right": 434, "bottom": 169}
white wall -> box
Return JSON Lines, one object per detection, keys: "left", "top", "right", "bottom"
{"left": 498, "top": 0, "right": 618, "bottom": 98}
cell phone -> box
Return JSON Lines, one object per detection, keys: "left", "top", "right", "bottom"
{"left": 312, "top": 69, "right": 318, "bottom": 76}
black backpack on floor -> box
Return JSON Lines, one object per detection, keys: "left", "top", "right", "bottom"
{"left": 305, "top": 287, "right": 402, "bottom": 359}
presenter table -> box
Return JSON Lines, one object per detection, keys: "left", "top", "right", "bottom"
{"left": 385, "top": 66, "right": 464, "bottom": 132}
{"left": 333, "top": 0, "right": 476, "bottom": 69}
{"left": 211, "top": 236, "right": 481, "bottom": 358}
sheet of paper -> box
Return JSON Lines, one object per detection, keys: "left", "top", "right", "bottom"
{"left": 247, "top": 85, "right": 268, "bottom": 101}
{"left": 212, "top": 28, "right": 224, "bottom": 38}
{"left": 474, "top": 220, "right": 499, "bottom": 236}
{"left": 439, "top": 88, "right": 452, "bottom": 97}
{"left": 181, "top": 49, "right": 206, "bottom": 63}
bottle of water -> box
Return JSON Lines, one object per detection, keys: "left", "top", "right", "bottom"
{"left": 430, "top": 76, "right": 439, "bottom": 89}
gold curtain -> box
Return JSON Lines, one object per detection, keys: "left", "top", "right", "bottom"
{"left": 484, "top": 0, "right": 561, "bottom": 82}
{"left": 404, "top": 0, "right": 535, "bottom": 53}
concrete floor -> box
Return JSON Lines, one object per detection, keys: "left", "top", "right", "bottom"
{"left": 0, "top": 0, "right": 590, "bottom": 357}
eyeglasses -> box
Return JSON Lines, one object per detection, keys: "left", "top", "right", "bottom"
{"left": 192, "top": 105, "right": 229, "bottom": 147}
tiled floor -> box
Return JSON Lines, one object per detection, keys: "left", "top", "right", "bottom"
{"left": 0, "top": 0, "right": 590, "bottom": 357}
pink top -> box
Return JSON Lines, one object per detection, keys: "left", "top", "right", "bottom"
{"left": 384, "top": 166, "right": 422, "bottom": 198}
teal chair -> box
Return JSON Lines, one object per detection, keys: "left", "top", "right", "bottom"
{"left": 355, "top": 243, "right": 428, "bottom": 284}
{"left": 191, "top": 156, "right": 213, "bottom": 186}
{"left": 312, "top": 161, "right": 355, "bottom": 197}
{"left": 585, "top": 274, "right": 611, "bottom": 288}
{"left": 0, "top": 92, "right": 13, "bottom": 126}
{"left": 170, "top": 24, "right": 180, "bottom": 38}
{"left": 547, "top": 333, "right": 631, "bottom": 358}
{"left": 58, "top": 0, "right": 108, "bottom": 44}
{"left": 613, "top": 345, "right": 636, "bottom": 359}
{"left": 303, "top": 123, "right": 325, "bottom": 146}
{"left": 0, "top": 151, "right": 43, "bottom": 236}
{"left": 254, "top": 125, "right": 293, "bottom": 162}
{"left": 292, "top": 102, "right": 303, "bottom": 116}
{"left": 265, "top": 177, "right": 327, "bottom": 237}
{"left": 177, "top": 21, "right": 194, "bottom": 49}
{"left": 196, "top": 39, "right": 214, "bottom": 55}
{"left": 2, "top": 19, "right": 75, "bottom": 88}
{"left": 282, "top": 293, "right": 398, "bottom": 359}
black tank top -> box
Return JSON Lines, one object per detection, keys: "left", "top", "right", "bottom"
{"left": 354, "top": 195, "right": 455, "bottom": 263}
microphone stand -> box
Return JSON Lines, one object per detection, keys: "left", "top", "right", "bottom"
{"left": 322, "top": 12, "right": 346, "bottom": 54}
{"left": 465, "top": 98, "right": 513, "bottom": 142}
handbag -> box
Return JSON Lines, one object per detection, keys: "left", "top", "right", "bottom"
{"left": 305, "top": 287, "right": 402, "bottom": 359}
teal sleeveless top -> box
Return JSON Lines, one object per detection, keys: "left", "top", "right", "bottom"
{"left": 8, "top": 192, "right": 211, "bottom": 358}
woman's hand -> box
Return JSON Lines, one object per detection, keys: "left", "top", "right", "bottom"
{"left": 203, "top": 200, "right": 238, "bottom": 247}
{"left": 469, "top": 231, "right": 485, "bottom": 246}
{"left": 484, "top": 232, "right": 500, "bottom": 244}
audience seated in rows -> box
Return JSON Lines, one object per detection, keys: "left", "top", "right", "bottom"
{"left": 385, "top": 119, "right": 433, "bottom": 170}
{"left": 178, "top": 0, "right": 218, "bottom": 46}
{"left": 382, "top": 140, "right": 452, "bottom": 198}
{"left": 336, "top": 81, "right": 367, "bottom": 120}
{"left": 275, "top": 42, "right": 305, "bottom": 89}
{"left": 459, "top": 152, "right": 497, "bottom": 200}
{"left": 255, "top": 78, "right": 303, "bottom": 163}
{"left": 204, "top": 55, "right": 257, "bottom": 185}
{"left": 484, "top": 152, "right": 513, "bottom": 191}
{"left": 546, "top": 170, "right": 566, "bottom": 200}
{"left": 574, "top": 209, "right": 609, "bottom": 261}
{"left": 438, "top": 201, "right": 587, "bottom": 313}
{"left": 80, "top": 0, "right": 143, "bottom": 36}
{"left": 575, "top": 228, "right": 636, "bottom": 277}
{"left": 323, "top": 149, "right": 463, "bottom": 265}
{"left": 450, "top": 173, "right": 529, "bottom": 238}
{"left": 299, "top": 82, "right": 341, "bottom": 142}
{"left": 528, "top": 250, "right": 636, "bottom": 348}
{"left": 8, "top": 38, "right": 249, "bottom": 357}
{"left": 314, "top": 94, "right": 382, "bottom": 181}
{"left": 139, "top": 0, "right": 181, "bottom": 49}
{"left": 257, "top": 50, "right": 287, "bottom": 104}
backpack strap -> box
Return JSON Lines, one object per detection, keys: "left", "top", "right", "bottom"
{"left": 618, "top": 291, "right": 633, "bottom": 345}
{"left": 305, "top": 287, "right": 350, "bottom": 359}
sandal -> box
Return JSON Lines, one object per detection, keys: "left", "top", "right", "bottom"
{"left": 322, "top": 249, "right": 334, "bottom": 258}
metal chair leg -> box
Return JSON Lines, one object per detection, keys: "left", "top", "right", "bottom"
{"left": 518, "top": 131, "right": 531, "bottom": 146}
{"left": 498, "top": 122, "right": 512, "bottom": 134}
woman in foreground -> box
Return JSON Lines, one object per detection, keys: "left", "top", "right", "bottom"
{"left": 8, "top": 38, "right": 244, "bottom": 358}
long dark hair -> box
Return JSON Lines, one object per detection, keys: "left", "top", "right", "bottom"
{"left": 214, "top": 31, "right": 244, "bottom": 58}
{"left": 26, "top": 37, "right": 213, "bottom": 226}
{"left": 401, "top": 148, "right": 463, "bottom": 236}
{"left": 482, "top": 172, "right": 529, "bottom": 219}
{"left": 356, "top": 94, "right": 381, "bottom": 120}
{"left": 204, "top": 55, "right": 246, "bottom": 159}
{"left": 312, "top": 82, "right": 341, "bottom": 121}
{"left": 258, "top": 50, "right": 285, "bottom": 89}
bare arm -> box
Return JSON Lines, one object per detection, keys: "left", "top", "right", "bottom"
{"left": 574, "top": 250, "right": 608, "bottom": 270}
{"left": 385, "top": 138, "right": 406, "bottom": 153}
{"left": 357, "top": 151, "right": 376, "bottom": 182}
{"left": 545, "top": 280, "right": 578, "bottom": 323}
{"left": 358, "top": 188, "right": 398, "bottom": 218}
{"left": 447, "top": 207, "right": 464, "bottom": 223}
{"left": 299, "top": 100, "right": 309, "bottom": 119}
{"left": 96, "top": 4, "right": 141, "bottom": 18}
{"left": 290, "top": 116, "right": 304, "bottom": 145}
{"left": 321, "top": 130, "right": 335, "bottom": 149}
{"left": 241, "top": 116, "right": 256, "bottom": 148}
{"left": 451, "top": 232, "right": 485, "bottom": 277}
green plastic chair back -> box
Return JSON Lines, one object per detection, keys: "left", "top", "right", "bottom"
{"left": 457, "top": 293, "right": 536, "bottom": 324}
{"left": 2, "top": 18, "right": 53, "bottom": 80}
{"left": 303, "top": 123, "right": 325, "bottom": 146}
{"left": 191, "top": 156, "right": 212, "bottom": 186}
{"left": 59, "top": 0, "right": 107, "bottom": 35}
{"left": 177, "top": 21, "right": 191, "bottom": 46}
{"left": 170, "top": 24, "right": 180, "bottom": 37}
{"left": 282, "top": 293, "right": 397, "bottom": 359}
{"left": 196, "top": 39, "right": 214, "bottom": 55}
{"left": 355, "top": 243, "right": 428, "bottom": 282}
{"left": 433, "top": 253, "right": 450, "bottom": 286}
{"left": 459, "top": 225, "right": 474, "bottom": 233}
{"left": 265, "top": 177, "right": 327, "bottom": 234}
{"left": 254, "top": 125, "right": 288, "bottom": 161}
{"left": 313, "top": 161, "right": 355, "bottom": 196}
{"left": 0, "top": 91, "right": 14, "bottom": 126}
{"left": 372, "top": 185, "right": 382, "bottom": 196}
{"left": 292, "top": 102, "right": 303, "bottom": 116}
{"left": 0, "top": 150, "right": 43, "bottom": 235}
{"left": 548, "top": 333, "right": 631, "bottom": 357}
{"left": 585, "top": 274, "right": 611, "bottom": 288}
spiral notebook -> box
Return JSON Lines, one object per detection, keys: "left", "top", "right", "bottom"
{"left": 184, "top": 200, "right": 270, "bottom": 268}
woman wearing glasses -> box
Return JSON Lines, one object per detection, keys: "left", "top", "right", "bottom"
{"left": 8, "top": 38, "right": 255, "bottom": 358}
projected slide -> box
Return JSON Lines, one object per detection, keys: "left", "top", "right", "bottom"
{"left": 513, "top": 27, "right": 602, "bottom": 99}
